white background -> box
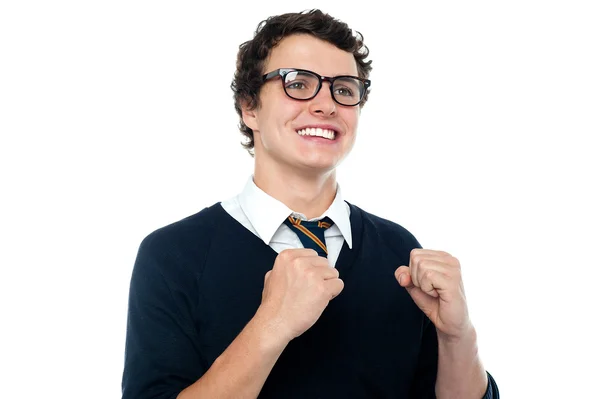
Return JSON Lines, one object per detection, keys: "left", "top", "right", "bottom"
{"left": 1, "top": 1, "right": 598, "bottom": 397}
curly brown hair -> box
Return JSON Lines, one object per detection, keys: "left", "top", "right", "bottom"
{"left": 231, "top": 9, "right": 373, "bottom": 156}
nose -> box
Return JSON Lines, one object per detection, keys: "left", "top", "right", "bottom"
{"left": 308, "top": 82, "right": 337, "bottom": 117}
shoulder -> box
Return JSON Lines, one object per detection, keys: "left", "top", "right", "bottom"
{"left": 349, "top": 202, "right": 422, "bottom": 255}
{"left": 136, "top": 203, "right": 224, "bottom": 272}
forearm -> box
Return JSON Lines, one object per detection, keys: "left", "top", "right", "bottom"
{"left": 177, "top": 310, "right": 288, "bottom": 399}
{"left": 435, "top": 326, "right": 488, "bottom": 399}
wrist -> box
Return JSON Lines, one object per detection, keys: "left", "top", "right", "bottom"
{"left": 437, "top": 324, "right": 480, "bottom": 366}
{"left": 250, "top": 307, "right": 293, "bottom": 353}
{"left": 438, "top": 322, "right": 477, "bottom": 346}
{"left": 436, "top": 324, "right": 487, "bottom": 399}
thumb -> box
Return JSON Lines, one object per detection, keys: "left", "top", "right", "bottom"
{"left": 264, "top": 270, "right": 272, "bottom": 284}
{"left": 394, "top": 266, "right": 411, "bottom": 287}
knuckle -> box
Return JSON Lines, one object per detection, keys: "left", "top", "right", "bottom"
{"left": 305, "top": 267, "right": 317, "bottom": 279}
{"left": 451, "top": 256, "right": 461, "bottom": 268}
{"left": 280, "top": 249, "right": 294, "bottom": 261}
{"left": 409, "top": 250, "right": 418, "bottom": 261}
{"left": 292, "top": 256, "right": 305, "bottom": 268}
{"left": 452, "top": 267, "right": 463, "bottom": 279}
{"left": 423, "top": 269, "right": 435, "bottom": 281}
{"left": 413, "top": 255, "right": 422, "bottom": 266}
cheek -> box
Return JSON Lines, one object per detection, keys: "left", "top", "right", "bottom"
{"left": 341, "top": 109, "right": 360, "bottom": 132}
{"left": 275, "top": 105, "right": 304, "bottom": 133}
{"left": 263, "top": 99, "right": 303, "bottom": 129}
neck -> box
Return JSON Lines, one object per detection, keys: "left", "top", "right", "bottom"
{"left": 253, "top": 163, "right": 337, "bottom": 220}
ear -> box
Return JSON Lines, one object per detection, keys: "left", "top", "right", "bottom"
{"left": 241, "top": 98, "right": 259, "bottom": 132}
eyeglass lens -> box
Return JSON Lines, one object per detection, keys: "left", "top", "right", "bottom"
{"left": 283, "top": 70, "right": 363, "bottom": 105}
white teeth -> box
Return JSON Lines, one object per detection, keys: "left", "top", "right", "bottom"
{"left": 296, "top": 127, "right": 336, "bottom": 140}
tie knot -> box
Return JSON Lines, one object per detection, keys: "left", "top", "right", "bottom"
{"left": 283, "top": 216, "right": 334, "bottom": 257}
{"left": 287, "top": 216, "right": 333, "bottom": 230}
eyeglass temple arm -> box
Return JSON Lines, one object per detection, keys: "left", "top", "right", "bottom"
{"left": 263, "top": 70, "right": 282, "bottom": 81}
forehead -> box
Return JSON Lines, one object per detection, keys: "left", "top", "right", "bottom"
{"left": 264, "top": 33, "right": 358, "bottom": 77}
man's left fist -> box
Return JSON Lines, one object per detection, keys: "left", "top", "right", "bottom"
{"left": 395, "top": 249, "right": 472, "bottom": 339}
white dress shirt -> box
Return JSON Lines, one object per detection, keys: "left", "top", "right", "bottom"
{"left": 220, "top": 176, "right": 353, "bottom": 268}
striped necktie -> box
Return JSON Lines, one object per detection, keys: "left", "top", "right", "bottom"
{"left": 283, "top": 216, "right": 334, "bottom": 258}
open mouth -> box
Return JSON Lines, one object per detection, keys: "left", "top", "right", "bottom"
{"left": 295, "top": 127, "right": 337, "bottom": 141}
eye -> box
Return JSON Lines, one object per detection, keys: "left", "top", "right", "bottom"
{"left": 286, "top": 81, "right": 308, "bottom": 90}
{"left": 334, "top": 86, "right": 354, "bottom": 97}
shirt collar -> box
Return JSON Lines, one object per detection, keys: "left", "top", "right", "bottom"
{"left": 238, "top": 175, "right": 353, "bottom": 248}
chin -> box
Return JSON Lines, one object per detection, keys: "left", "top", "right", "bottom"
{"left": 301, "top": 159, "right": 339, "bottom": 173}
{"left": 284, "top": 148, "right": 344, "bottom": 173}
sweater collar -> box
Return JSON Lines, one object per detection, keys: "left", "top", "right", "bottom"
{"left": 238, "top": 175, "right": 353, "bottom": 249}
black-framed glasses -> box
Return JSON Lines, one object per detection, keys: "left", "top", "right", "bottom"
{"left": 262, "top": 68, "right": 371, "bottom": 106}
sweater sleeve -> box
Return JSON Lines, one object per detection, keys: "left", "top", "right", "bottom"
{"left": 121, "top": 233, "right": 206, "bottom": 399}
{"left": 409, "top": 316, "right": 438, "bottom": 398}
{"left": 482, "top": 371, "right": 500, "bottom": 398}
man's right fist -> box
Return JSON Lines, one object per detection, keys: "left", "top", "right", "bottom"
{"left": 257, "top": 248, "right": 344, "bottom": 342}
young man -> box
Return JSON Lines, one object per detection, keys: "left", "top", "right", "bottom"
{"left": 122, "top": 9, "right": 499, "bottom": 399}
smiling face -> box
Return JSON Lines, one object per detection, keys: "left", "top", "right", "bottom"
{"left": 242, "top": 33, "right": 361, "bottom": 178}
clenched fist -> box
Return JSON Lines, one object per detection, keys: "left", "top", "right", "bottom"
{"left": 395, "top": 249, "right": 472, "bottom": 340}
{"left": 257, "top": 248, "right": 344, "bottom": 343}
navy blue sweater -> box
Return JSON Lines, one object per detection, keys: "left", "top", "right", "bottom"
{"left": 122, "top": 202, "right": 498, "bottom": 398}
